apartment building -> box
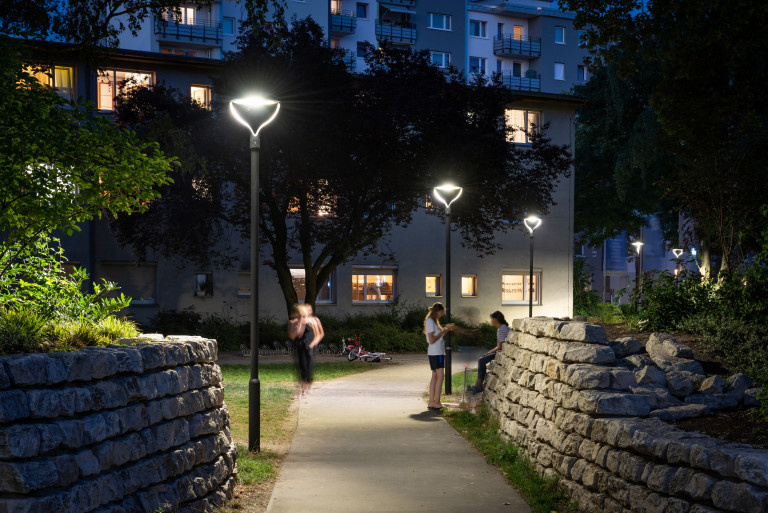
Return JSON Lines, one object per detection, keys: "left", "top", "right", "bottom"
{"left": 28, "top": 1, "right": 588, "bottom": 324}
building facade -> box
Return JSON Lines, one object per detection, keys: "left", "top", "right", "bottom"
{"left": 32, "top": 1, "right": 587, "bottom": 326}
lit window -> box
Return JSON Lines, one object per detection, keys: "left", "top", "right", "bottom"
{"left": 28, "top": 66, "right": 75, "bottom": 101}
{"left": 191, "top": 85, "right": 211, "bottom": 109}
{"left": 291, "top": 268, "right": 334, "bottom": 303}
{"left": 555, "top": 26, "right": 565, "bottom": 44}
{"left": 357, "top": 3, "right": 368, "bottom": 18}
{"left": 100, "top": 261, "right": 157, "bottom": 305}
{"left": 331, "top": 0, "right": 341, "bottom": 13}
{"left": 469, "top": 57, "right": 486, "bottom": 75}
{"left": 195, "top": 272, "right": 213, "bottom": 297}
{"left": 577, "top": 65, "right": 588, "bottom": 82}
{"left": 502, "top": 272, "right": 540, "bottom": 305}
{"left": 427, "top": 13, "right": 451, "bottom": 31}
{"left": 461, "top": 275, "right": 477, "bottom": 297}
{"left": 222, "top": 17, "right": 235, "bottom": 36}
{"left": 513, "top": 25, "right": 524, "bottom": 40}
{"left": 554, "top": 62, "right": 565, "bottom": 81}
{"left": 425, "top": 275, "right": 441, "bottom": 297}
{"left": 97, "top": 69, "right": 153, "bottom": 111}
{"left": 469, "top": 20, "right": 487, "bottom": 38}
{"left": 505, "top": 109, "right": 540, "bottom": 144}
{"left": 163, "top": 6, "right": 197, "bottom": 25}
{"left": 431, "top": 51, "right": 451, "bottom": 68}
{"left": 352, "top": 268, "right": 396, "bottom": 303}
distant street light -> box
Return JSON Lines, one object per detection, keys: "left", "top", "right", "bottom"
{"left": 523, "top": 215, "right": 542, "bottom": 318}
{"left": 230, "top": 95, "right": 280, "bottom": 453}
{"left": 672, "top": 248, "right": 684, "bottom": 259}
{"left": 631, "top": 240, "right": 644, "bottom": 292}
{"left": 433, "top": 184, "right": 462, "bottom": 395}
{"left": 672, "top": 248, "right": 684, "bottom": 284}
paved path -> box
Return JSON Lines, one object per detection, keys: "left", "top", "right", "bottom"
{"left": 265, "top": 351, "right": 532, "bottom": 513}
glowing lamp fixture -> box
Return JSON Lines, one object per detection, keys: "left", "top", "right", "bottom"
{"left": 631, "top": 241, "right": 644, "bottom": 255}
{"left": 524, "top": 215, "right": 542, "bottom": 234}
{"left": 433, "top": 184, "right": 463, "bottom": 211}
{"left": 672, "top": 248, "right": 684, "bottom": 258}
{"left": 691, "top": 248, "right": 698, "bottom": 257}
{"left": 229, "top": 96, "right": 280, "bottom": 137}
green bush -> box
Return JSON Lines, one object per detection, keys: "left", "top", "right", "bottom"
{"left": 573, "top": 258, "right": 601, "bottom": 316}
{"left": 0, "top": 307, "right": 47, "bottom": 353}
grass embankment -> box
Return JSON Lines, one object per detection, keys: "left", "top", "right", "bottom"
{"left": 220, "top": 363, "right": 373, "bottom": 488}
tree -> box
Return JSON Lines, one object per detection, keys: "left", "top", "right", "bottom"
{"left": 562, "top": 0, "right": 768, "bottom": 274}
{"left": 0, "top": 39, "right": 174, "bottom": 277}
{"left": 111, "top": 18, "right": 573, "bottom": 314}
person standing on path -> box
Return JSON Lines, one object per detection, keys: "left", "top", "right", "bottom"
{"left": 288, "top": 304, "right": 325, "bottom": 395}
{"left": 467, "top": 311, "right": 509, "bottom": 394}
{"left": 423, "top": 302, "right": 454, "bottom": 410}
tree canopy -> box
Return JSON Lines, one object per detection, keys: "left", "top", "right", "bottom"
{"left": 562, "top": 0, "right": 768, "bottom": 274}
{"left": 110, "top": 18, "right": 573, "bottom": 313}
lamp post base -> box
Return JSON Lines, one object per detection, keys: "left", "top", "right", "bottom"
{"left": 248, "top": 378, "right": 261, "bottom": 452}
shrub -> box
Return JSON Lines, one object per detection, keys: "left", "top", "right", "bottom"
{"left": 573, "top": 258, "right": 600, "bottom": 317}
{"left": 0, "top": 307, "right": 47, "bottom": 353}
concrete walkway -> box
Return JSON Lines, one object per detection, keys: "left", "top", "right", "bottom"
{"left": 265, "top": 351, "right": 532, "bottom": 513}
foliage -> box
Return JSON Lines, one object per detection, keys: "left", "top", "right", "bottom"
{"left": 111, "top": 17, "right": 573, "bottom": 316}
{"left": 444, "top": 406, "right": 578, "bottom": 513}
{"left": 587, "top": 303, "right": 624, "bottom": 324}
{"left": 625, "top": 269, "right": 711, "bottom": 331}
{"left": 563, "top": 0, "right": 768, "bottom": 274}
{"left": 0, "top": 40, "right": 174, "bottom": 265}
{"left": 0, "top": 307, "right": 48, "bottom": 353}
{"left": 573, "top": 257, "right": 600, "bottom": 316}
{"left": 0, "top": 236, "right": 131, "bottom": 322}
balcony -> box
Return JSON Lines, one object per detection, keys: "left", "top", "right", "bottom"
{"left": 154, "top": 16, "right": 221, "bottom": 44}
{"left": 376, "top": 22, "right": 416, "bottom": 44}
{"left": 331, "top": 9, "right": 357, "bottom": 35}
{"left": 381, "top": 0, "right": 416, "bottom": 6}
{"left": 501, "top": 70, "right": 541, "bottom": 92}
{"left": 493, "top": 35, "right": 541, "bottom": 58}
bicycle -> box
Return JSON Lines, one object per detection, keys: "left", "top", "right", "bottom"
{"left": 340, "top": 333, "right": 392, "bottom": 362}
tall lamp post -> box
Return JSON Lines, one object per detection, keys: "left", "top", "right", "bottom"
{"left": 230, "top": 95, "right": 280, "bottom": 452}
{"left": 631, "top": 240, "right": 644, "bottom": 292}
{"left": 523, "top": 215, "right": 542, "bottom": 318}
{"left": 672, "top": 248, "right": 684, "bottom": 285}
{"left": 433, "top": 184, "right": 462, "bottom": 395}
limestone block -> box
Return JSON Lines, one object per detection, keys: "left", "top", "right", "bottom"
{"left": 0, "top": 424, "right": 40, "bottom": 459}
{"left": 621, "top": 354, "right": 654, "bottom": 369}
{"left": 556, "top": 322, "right": 608, "bottom": 344}
{"left": 652, "top": 355, "right": 704, "bottom": 375}
{"left": 0, "top": 459, "right": 60, "bottom": 493}
{"left": 667, "top": 373, "right": 696, "bottom": 398}
{"left": 635, "top": 365, "right": 667, "bottom": 386}
{"left": 734, "top": 450, "right": 768, "bottom": 487}
{"left": 685, "top": 392, "right": 740, "bottom": 410}
{"left": 137, "top": 343, "right": 167, "bottom": 370}
{"left": 726, "top": 374, "right": 754, "bottom": 398}
{"left": 79, "top": 347, "right": 120, "bottom": 379}
{"left": 698, "top": 375, "right": 725, "bottom": 395}
{"left": 109, "top": 346, "right": 144, "bottom": 374}
{"left": 711, "top": 480, "right": 768, "bottom": 513}
{"left": 645, "top": 464, "right": 678, "bottom": 494}
{"left": 563, "top": 364, "right": 611, "bottom": 389}
{"left": 649, "top": 404, "right": 709, "bottom": 421}
{"left": 75, "top": 449, "right": 100, "bottom": 478}
{"left": 3, "top": 354, "right": 68, "bottom": 387}
{"left": 617, "top": 452, "right": 649, "bottom": 483}
{"left": 629, "top": 386, "right": 682, "bottom": 409}
{"left": 683, "top": 471, "right": 717, "bottom": 501}
{"left": 646, "top": 332, "right": 694, "bottom": 359}
{"left": 689, "top": 505, "right": 727, "bottom": 513}
{"left": 609, "top": 369, "right": 637, "bottom": 390}
{"left": 603, "top": 475, "right": 631, "bottom": 506}
{"left": 0, "top": 363, "right": 8, "bottom": 389}
{"left": 49, "top": 351, "right": 95, "bottom": 382}
{"left": 609, "top": 337, "right": 644, "bottom": 358}
{"left": 556, "top": 343, "right": 615, "bottom": 364}
{"left": 578, "top": 390, "right": 651, "bottom": 416}
{"left": 0, "top": 389, "right": 29, "bottom": 422}
{"left": 744, "top": 388, "right": 762, "bottom": 407}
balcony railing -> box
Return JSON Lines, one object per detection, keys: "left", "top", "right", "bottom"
{"left": 381, "top": 0, "right": 416, "bottom": 6}
{"left": 331, "top": 9, "right": 357, "bottom": 34}
{"left": 376, "top": 22, "right": 416, "bottom": 44}
{"left": 500, "top": 70, "right": 541, "bottom": 92}
{"left": 154, "top": 16, "right": 221, "bottom": 44}
{"left": 493, "top": 35, "right": 541, "bottom": 58}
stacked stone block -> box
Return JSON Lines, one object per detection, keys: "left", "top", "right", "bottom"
{"left": 485, "top": 318, "right": 768, "bottom": 513}
{"left": 0, "top": 338, "right": 237, "bottom": 513}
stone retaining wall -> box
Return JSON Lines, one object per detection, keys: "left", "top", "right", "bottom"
{"left": 484, "top": 318, "right": 768, "bottom": 513}
{"left": 0, "top": 337, "right": 237, "bottom": 513}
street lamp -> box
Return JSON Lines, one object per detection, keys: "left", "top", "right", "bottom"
{"left": 523, "top": 215, "right": 542, "bottom": 318}
{"left": 631, "top": 240, "right": 644, "bottom": 292}
{"left": 230, "top": 95, "right": 280, "bottom": 452}
{"left": 433, "top": 184, "right": 462, "bottom": 395}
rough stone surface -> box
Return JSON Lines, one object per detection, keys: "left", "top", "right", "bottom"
{"left": 744, "top": 388, "right": 762, "bottom": 407}
{"left": 483, "top": 318, "right": 768, "bottom": 513}
{"left": 0, "top": 339, "right": 235, "bottom": 513}
{"left": 609, "top": 337, "right": 644, "bottom": 358}
{"left": 646, "top": 333, "right": 694, "bottom": 359}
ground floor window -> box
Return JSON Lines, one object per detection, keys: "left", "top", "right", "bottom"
{"left": 291, "top": 268, "right": 334, "bottom": 303}
{"left": 99, "top": 261, "right": 157, "bottom": 305}
{"left": 190, "top": 85, "right": 211, "bottom": 109}
{"left": 29, "top": 65, "right": 75, "bottom": 101}
{"left": 352, "top": 268, "right": 396, "bottom": 303}
{"left": 97, "top": 69, "right": 153, "bottom": 111}
{"left": 502, "top": 272, "right": 540, "bottom": 305}
{"left": 194, "top": 272, "right": 213, "bottom": 297}
{"left": 425, "top": 275, "right": 441, "bottom": 297}
{"left": 461, "top": 275, "right": 477, "bottom": 297}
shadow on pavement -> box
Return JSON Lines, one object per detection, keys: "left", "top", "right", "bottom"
{"left": 408, "top": 410, "right": 443, "bottom": 422}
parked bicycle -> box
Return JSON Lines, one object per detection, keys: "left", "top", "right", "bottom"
{"left": 339, "top": 333, "right": 392, "bottom": 362}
